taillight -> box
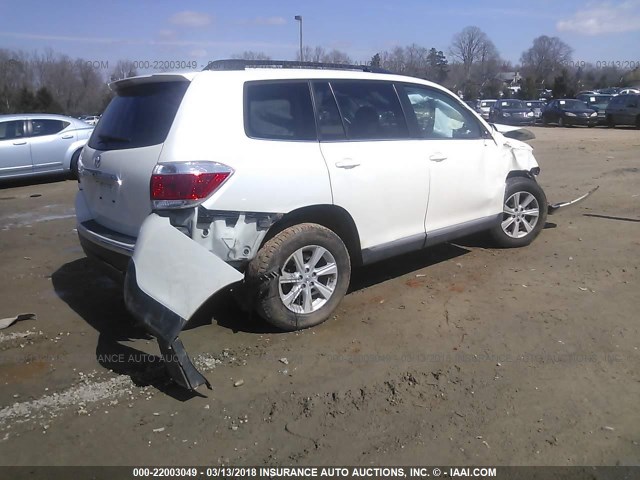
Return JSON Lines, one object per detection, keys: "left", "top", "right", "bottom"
{"left": 151, "top": 162, "right": 233, "bottom": 209}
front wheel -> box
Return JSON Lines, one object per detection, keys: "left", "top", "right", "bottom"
{"left": 558, "top": 117, "right": 565, "bottom": 127}
{"left": 245, "top": 223, "right": 351, "bottom": 331}
{"left": 489, "top": 177, "right": 548, "bottom": 248}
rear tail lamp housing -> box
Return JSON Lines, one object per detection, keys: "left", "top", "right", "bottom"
{"left": 151, "top": 161, "right": 233, "bottom": 209}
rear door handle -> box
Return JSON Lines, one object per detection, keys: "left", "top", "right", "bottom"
{"left": 12, "top": 140, "right": 27, "bottom": 145}
{"left": 335, "top": 160, "right": 361, "bottom": 169}
{"left": 61, "top": 134, "right": 73, "bottom": 139}
{"left": 429, "top": 153, "right": 447, "bottom": 162}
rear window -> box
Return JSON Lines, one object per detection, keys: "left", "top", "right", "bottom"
{"left": 89, "top": 81, "right": 189, "bottom": 150}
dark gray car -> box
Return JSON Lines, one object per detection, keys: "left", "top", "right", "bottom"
{"left": 0, "top": 114, "right": 93, "bottom": 180}
{"left": 605, "top": 94, "right": 640, "bottom": 128}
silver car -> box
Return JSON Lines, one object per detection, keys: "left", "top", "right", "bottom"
{"left": 0, "top": 114, "right": 93, "bottom": 180}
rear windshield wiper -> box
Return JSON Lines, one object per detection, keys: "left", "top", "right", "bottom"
{"left": 97, "top": 134, "right": 130, "bottom": 143}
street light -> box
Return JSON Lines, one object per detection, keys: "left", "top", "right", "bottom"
{"left": 294, "top": 15, "right": 303, "bottom": 61}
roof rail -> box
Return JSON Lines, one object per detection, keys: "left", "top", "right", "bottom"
{"left": 203, "top": 59, "right": 390, "bottom": 74}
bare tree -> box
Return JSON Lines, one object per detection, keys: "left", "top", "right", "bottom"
{"left": 296, "top": 46, "right": 351, "bottom": 64}
{"left": 450, "top": 26, "right": 498, "bottom": 80}
{"left": 322, "top": 49, "right": 352, "bottom": 64}
{"left": 110, "top": 60, "right": 137, "bottom": 82}
{"left": 520, "top": 35, "right": 573, "bottom": 83}
{"left": 231, "top": 51, "right": 271, "bottom": 60}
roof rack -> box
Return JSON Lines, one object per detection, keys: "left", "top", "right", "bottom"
{"left": 203, "top": 59, "right": 390, "bottom": 74}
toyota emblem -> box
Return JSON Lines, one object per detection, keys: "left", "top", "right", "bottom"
{"left": 94, "top": 155, "right": 101, "bottom": 168}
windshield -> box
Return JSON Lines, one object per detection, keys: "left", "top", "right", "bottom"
{"left": 558, "top": 99, "right": 588, "bottom": 109}
{"left": 526, "top": 101, "right": 544, "bottom": 108}
{"left": 499, "top": 100, "right": 525, "bottom": 109}
{"left": 89, "top": 81, "right": 189, "bottom": 151}
{"left": 480, "top": 101, "right": 495, "bottom": 107}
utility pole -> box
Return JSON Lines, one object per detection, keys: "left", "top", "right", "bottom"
{"left": 294, "top": 15, "right": 303, "bottom": 61}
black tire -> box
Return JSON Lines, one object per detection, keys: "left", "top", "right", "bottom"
{"left": 607, "top": 115, "right": 615, "bottom": 128}
{"left": 69, "top": 149, "right": 82, "bottom": 179}
{"left": 246, "top": 223, "right": 351, "bottom": 331}
{"left": 489, "top": 177, "right": 548, "bottom": 248}
{"left": 558, "top": 117, "right": 565, "bottom": 127}
{"left": 636, "top": 115, "right": 640, "bottom": 129}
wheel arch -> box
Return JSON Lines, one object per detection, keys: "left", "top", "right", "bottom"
{"left": 262, "top": 204, "right": 363, "bottom": 266}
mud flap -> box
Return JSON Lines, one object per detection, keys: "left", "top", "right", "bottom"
{"left": 548, "top": 186, "right": 599, "bottom": 215}
{"left": 124, "top": 214, "right": 243, "bottom": 391}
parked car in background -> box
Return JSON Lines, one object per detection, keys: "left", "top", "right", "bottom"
{"left": 577, "top": 94, "right": 613, "bottom": 125}
{"left": 524, "top": 100, "right": 546, "bottom": 122}
{"left": 541, "top": 99, "right": 598, "bottom": 127}
{"left": 618, "top": 88, "right": 640, "bottom": 95}
{"left": 576, "top": 90, "right": 598, "bottom": 96}
{"left": 477, "top": 99, "right": 497, "bottom": 119}
{"left": 597, "top": 87, "right": 620, "bottom": 95}
{"left": 488, "top": 99, "right": 535, "bottom": 126}
{"left": 0, "top": 114, "right": 93, "bottom": 180}
{"left": 605, "top": 94, "right": 640, "bottom": 128}
{"left": 80, "top": 115, "right": 101, "bottom": 126}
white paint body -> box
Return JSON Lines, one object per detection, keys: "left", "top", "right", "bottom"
{"left": 76, "top": 68, "right": 541, "bottom": 322}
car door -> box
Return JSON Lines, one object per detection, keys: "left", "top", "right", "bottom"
{"left": 623, "top": 95, "right": 639, "bottom": 124}
{"left": 0, "top": 119, "right": 32, "bottom": 178}
{"left": 397, "top": 83, "right": 505, "bottom": 243}
{"left": 28, "top": 118, "right": 73, "bottom": 173}
{"left": 313, "top": 80, "right": 430, "bottom": 262}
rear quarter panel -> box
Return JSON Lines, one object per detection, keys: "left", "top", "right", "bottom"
{"left": 158, "top": 73, "right": 332, "bottom": 213}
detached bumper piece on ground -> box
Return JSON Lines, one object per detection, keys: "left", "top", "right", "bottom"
{"left": 124, "top": 214, "right": 243, "bottom": 391}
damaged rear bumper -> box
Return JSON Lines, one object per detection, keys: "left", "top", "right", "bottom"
{"left": 123, "top": 214, "right": 243, "bottom": 391}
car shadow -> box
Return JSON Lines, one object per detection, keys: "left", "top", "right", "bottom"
{"left": 0, "top": 173, "right": 71, "bottom": 190}
{"left": 203, "top": 242, "right": 473, "bottom": 334}
{"left": 51, "top": 258, "right": 200, "bottom": 400}
{"left": 50, "top": 239, "right": 489, "bottom": 396}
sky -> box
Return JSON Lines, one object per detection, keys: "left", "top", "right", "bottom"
{"left": 1, "top": 0, "right": 639, "bottom": 71}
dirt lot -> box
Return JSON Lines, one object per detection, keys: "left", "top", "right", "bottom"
{"left": 0, "top": 126, "right": 638, "bottom": 467}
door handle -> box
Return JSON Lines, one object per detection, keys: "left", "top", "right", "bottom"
{"left": 61, "top": 134, "right": 73, "bottom": 139}
{"left": 335, "top": 160, "right": 361, "bottom": 169}
{"left": 12, "top": 140, "right": 27, "bottom": 145}
{"left": 429, "top": 153, "right": 447, "bottom": 162}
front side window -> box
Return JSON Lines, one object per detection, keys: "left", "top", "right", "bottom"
{"left": 0, "top": 120, "right": 25, "bottom": 140}
{"left": 31, "top": 119, "right": 69, "bottom": 137}
{"left": 329, "top": 81, "right": 409, "bottom": 140}
{"left": 402, "top": 85, "right": 481, "bottom": 139}
{"left": 245, "top": 82, "right": 316, "bottom": 141}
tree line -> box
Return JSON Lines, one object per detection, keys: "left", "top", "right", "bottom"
{"left": 2, "top": 28, "right": 639, "bottom": 116}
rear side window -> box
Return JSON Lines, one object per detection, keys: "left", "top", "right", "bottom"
{"left": 89, "top": 81, "right": 189, "bottom": 150}
{"left": 245, "top": 82, "right": 316, "bottom": 141}
{"left": 31, "top": 119, "right": 69, "bottom": 137}
{"left": 0, "top": 120, "right": 25, "bottom": 140}
{"left": 330, "top": 81, "right": 409, "bottom": 140}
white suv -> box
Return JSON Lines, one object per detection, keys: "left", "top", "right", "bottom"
{"left": 75, "top": 60, "right": 578, "bottom": 390}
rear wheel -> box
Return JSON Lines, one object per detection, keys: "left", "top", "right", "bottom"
{"left": 489, "top": 177, "right": 548, "bottom": 248}
{"left": 69, "top": 149, "right": 82, "bottom": 179}
{"left": 607, "top": 115, "right": 615, "bottom": 128}
{"left": 245, "top": 223, "right": 351, "bottom": 331}
{"left": 558, "top": 117, "right": 565, "bottom": 127}
{"left": 636, "top": 115, "right": 640, "bottom": 129}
